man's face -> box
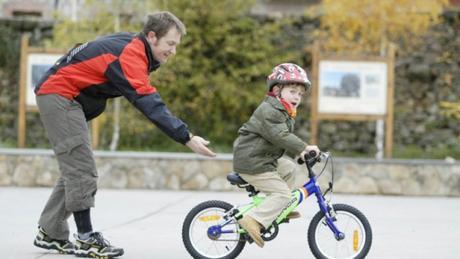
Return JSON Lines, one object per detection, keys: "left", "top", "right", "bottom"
{"left": 146, "top": 27, "right": 181, "bottom": 64}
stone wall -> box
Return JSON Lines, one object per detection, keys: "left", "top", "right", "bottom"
{"left": 0, "top": 148, "right": 459, "bottom": 196}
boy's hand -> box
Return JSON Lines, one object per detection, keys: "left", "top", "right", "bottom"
{"left": 299, "top": 145, "right": 320, "bottom": 161}
{"left": 186, "top": 135, "right": 217, "bottom": 157}
{"left": 305, "top": 145, "right": 320, "bottom": 156}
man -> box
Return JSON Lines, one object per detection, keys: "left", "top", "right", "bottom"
{"left": 33, "top": 11, "right": 215, "bottom": 258}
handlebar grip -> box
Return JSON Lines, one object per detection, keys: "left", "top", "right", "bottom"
{"left": 308, "top": 150, "right": 317, "bottom": 159}
{"left": 297, "top": 157, "right": 305, "bottom": 164}
{"left": 297, "top": 150, "right": 318, "bottom": 164}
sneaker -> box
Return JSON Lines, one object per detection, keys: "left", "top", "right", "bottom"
{"left": 74, "top": 232, "right": 124, "bottom": 258}
{"left": 238, "top": 216, "right": 264, "bottom": 248}
{"left": 33, "top": 227, "right": 75, "bottom": 254}
{"left": 287, "top": 211, "right": 301, "bottom": 219}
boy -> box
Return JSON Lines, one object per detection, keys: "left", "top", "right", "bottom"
{"left": 233, "top": 63, "right": 320, "bottom": 247}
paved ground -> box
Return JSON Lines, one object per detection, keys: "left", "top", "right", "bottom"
{"left": 1, "top": 187, "right": 459, "bottom": 259}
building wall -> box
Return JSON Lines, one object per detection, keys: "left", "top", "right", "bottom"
{"left": 1, "top": 148, "right": 459, "bottom": 196}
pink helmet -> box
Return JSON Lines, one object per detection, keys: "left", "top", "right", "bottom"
{"left": 267, "top": 63, "right": 311, "bottom": 91}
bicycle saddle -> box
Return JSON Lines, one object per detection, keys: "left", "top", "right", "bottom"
{"left": 227, "top": 172, "right": 259, "bottom": 196}
{"left": 226, "top": 172, "right": 248, "bottom": 185}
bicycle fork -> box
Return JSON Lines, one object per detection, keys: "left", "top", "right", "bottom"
{"left": 315, "top": 191, "right": 345, "bottom": 240}
{"left": 303, "top": 179, "right": 345, "bottom": 241}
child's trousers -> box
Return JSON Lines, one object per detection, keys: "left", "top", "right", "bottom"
{"left": 239, "top": 157, "right": 305, "bottom": 229}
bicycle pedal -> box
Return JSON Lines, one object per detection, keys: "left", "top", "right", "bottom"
{"left": 243, "top": 234, "right": 253, "bottom": 244}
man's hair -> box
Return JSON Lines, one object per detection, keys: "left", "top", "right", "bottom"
{"left": 142, "top": 11, "right": 186, "bottom": 38}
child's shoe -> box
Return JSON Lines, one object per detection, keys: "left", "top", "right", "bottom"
{"left": 238, "top": 216, "right": 265, "bottom": 248}
{"left": 33, "top": 227, "right": 75, "bottom": 254}
{"left": 74, "top": 232, "right": 124, "bottom": 258}
{"left": 287, "top": 211, "right": 301, "bottom": 219}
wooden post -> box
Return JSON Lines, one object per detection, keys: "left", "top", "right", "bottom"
{"left": 310, "top": 42, "right": 320, "bottom": 145}
{"left": 17, "top": 35, "right": 29, "bottom": 148}
{"left": 385, "top": 44, "right": 395, "bottom": 158}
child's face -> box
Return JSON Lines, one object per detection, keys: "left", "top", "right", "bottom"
{"left": 279, "top": 84, "right": 305, "bottom": 108}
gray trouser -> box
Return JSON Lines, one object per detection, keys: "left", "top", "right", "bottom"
{"left": 36, "top": 94, "right": 98, "bottom": 240}
{"left": 239, "top": 158, "right": 306, "bottom": 229}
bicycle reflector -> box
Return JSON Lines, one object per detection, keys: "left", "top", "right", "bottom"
{"left": 199, "top": 215, "right": 221, "bottom": 222}
{"left": 353, "top": 230, "right": 359, "bottom": 251}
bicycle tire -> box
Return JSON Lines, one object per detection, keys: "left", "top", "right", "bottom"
{"left": 182, "top": 200, "right": 246, "bottom": 259}
{"left": 308, "top": 203, "right": 372, "bottom": 259}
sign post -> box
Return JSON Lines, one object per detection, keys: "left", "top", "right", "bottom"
{"left": 310, "top": 42, "right": 395, "bottom": 158}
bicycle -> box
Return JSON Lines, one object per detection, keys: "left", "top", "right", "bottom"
{"left": 182, "top": 151, "right": 373, "bottom": 259}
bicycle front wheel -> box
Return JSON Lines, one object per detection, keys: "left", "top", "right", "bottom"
{"left": 308, "top": 203, "right": 372, "bottom": 259}
{"left": 182, "top": 200, "right": 246, "bottom": 259}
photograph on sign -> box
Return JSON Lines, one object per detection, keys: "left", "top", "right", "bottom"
{"left": 318, "top": 60, "right": 387, "bottom": 115}
{"left": 26, "top": 53, "right": 62, "bottom": 107}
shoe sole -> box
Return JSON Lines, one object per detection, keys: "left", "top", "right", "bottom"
{"left": 238, "top": 219, "right": 264, "bottom": 247}
{"left": 239, "top": 225, "right": 264, "bottom": 247}
{"left": 34, "top": 238, "right": 74, "bottom": 254}
{"left": 245, "top": 232, "right": 264, "bottom": 247}
{"left": 74, "top": 249, "right": 124, "bottom": 258}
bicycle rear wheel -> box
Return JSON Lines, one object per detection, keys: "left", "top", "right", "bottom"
{"left": 308, "top": 203, "right": 372, "bottom": 259}
{"left": 182, "top": 200, "right": 246, "bottom": 259}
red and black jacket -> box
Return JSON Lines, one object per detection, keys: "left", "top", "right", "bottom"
{"left": 35, "top": 32, "right": 191, "bottom": 145}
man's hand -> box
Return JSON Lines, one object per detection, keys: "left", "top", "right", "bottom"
{"left": 186, "top": 135, "right": 216, "bottom": 157}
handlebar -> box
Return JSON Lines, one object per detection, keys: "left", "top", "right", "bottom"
{"left": 297, "top": 150, "right": 318, "bottom": 165}
{"left": 297, "top": 151, "right": 330, "bottom": 178}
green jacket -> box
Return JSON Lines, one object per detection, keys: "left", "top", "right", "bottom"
{"left": 233, "top": 96, "right": 307, "bottom": 174}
